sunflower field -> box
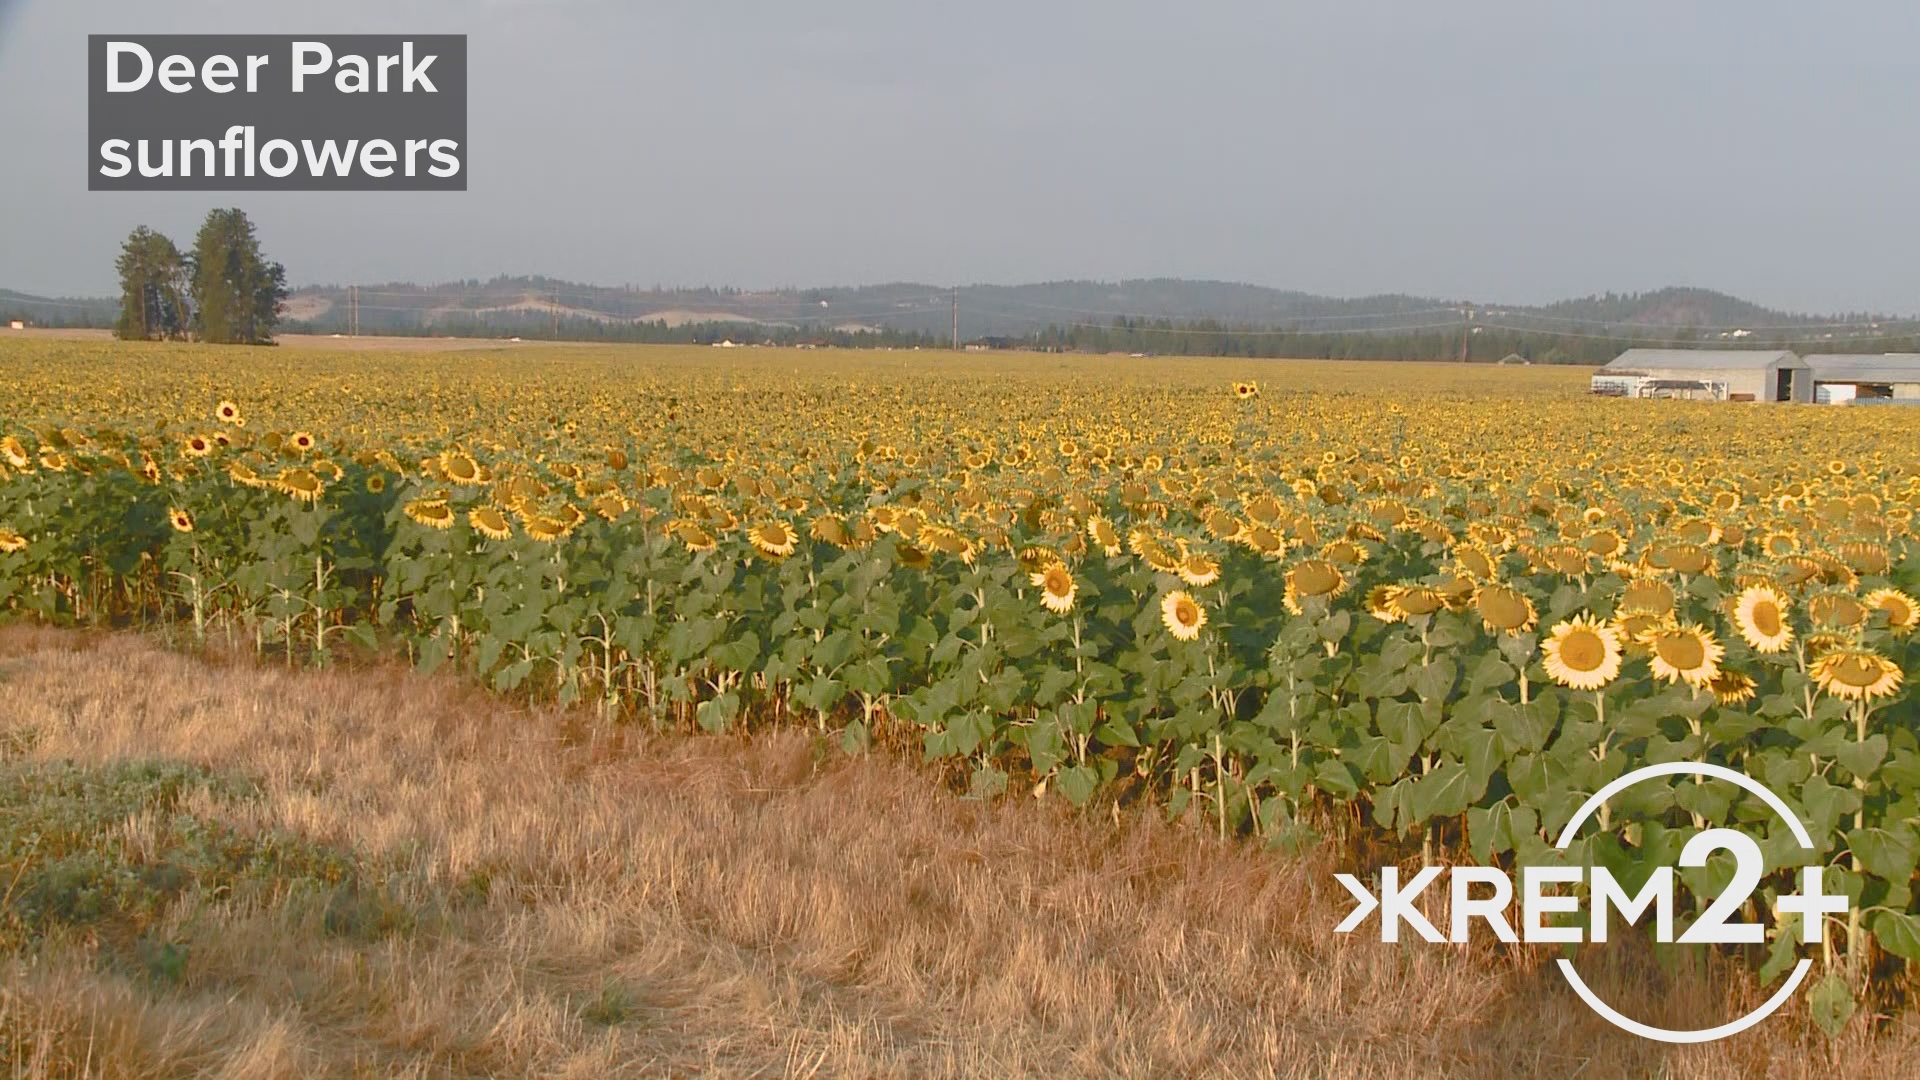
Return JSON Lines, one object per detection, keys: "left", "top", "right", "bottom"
{"left": 5, "top": 337, "right": 1920, "bottom": 1011}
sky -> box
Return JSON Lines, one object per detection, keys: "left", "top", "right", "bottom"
{"left": 3, "top": 1, "right": 1920, "bottom": 313}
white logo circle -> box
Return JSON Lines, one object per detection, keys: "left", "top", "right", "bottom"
{"left": 1552, "top": 761, "right": 1816, "bottom": 1044}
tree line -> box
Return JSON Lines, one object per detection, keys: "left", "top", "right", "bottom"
{"left": 282, "top": 308, "right": 941, "bottom": 350}
{"left": 114, "top": 208, "right": 288, "bottom": 345}
{"left": 1030, "top": 317, "right": 1920, "bottom": 365}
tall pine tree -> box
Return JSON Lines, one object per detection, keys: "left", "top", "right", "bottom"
{"left": 113, "top": 226, "right": 190, "bottom": 341}
{"left": 189, "top": 208, "right": 288, "bottom": 345}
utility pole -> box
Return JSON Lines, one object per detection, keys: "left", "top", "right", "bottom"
{"left": 1458, "top": 303, "right": 1474, "bottom": 362}
{"left": 951, "top": 287, "right": 959, "bottom": 350}
{"left": 349, "top": 285, "right": 359, "bottom": 336}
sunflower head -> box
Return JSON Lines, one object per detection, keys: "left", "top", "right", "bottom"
{"left": 1031, "top": 562, "right": 1077, "bottom": 615}
{"left": 1808, "top": 591, "right": 1868, "bottom": 631}
{"left": 1811, "top": 649, "right": 1903, "bottom": 702}
{"left": 1732, "top": 584, "right": 1794, "bottom": 653}
{"left": 1835, "top": 541, "right": 1893, "bottom": 577}
{"left": 1618, "top": 578, "right": 1675, "bottom": 617}
{"left": 1177, "top": 550, "right": 1221, "bottom": 588}
{"left": 1242, "top": 523, "right": 1287, "bottom": 558}
{"left": 1647, "top": 623, "right": 1724, "bottom": 688}
{"left": 1364, "top": 585, "right": 1403, "bottom": 623}
{"left": 469, "top": 505, "right": 513, "bottom": 541}
{"left": 1709, "top": 669, "right": 1758, "bottom": 707}
{"left": 1475, "top": 584, "right": 1538, "bottom": 636}
{"left": 1284, "top": 558, "right": 1347, "bottom": 615}
{"left": 403, "top": 498, "right": 454, "bottom": 529}
{"left": 1541, "top": 614, "right": 1622, "bottom": 692}
{"left": 275, "top": 468, "right": 325, "bottom": 503}
{"left": 1864, "top": 588, "right": 1917, "bottom": 637}
{"left": 1160, "top": 590, "right": 1207, "bottom": 641}
{"left": 215, "top": 401, "right": 244, "bottom": 427}
{"left": 168, "top": 507, "right": 193, "bottom": 533}
{"left": 440, "top": 450, "right": 483, "bottom": 486}
{"left": 526, "top": 515, "right": 569, "bottom": 543}
{"left": 749, "top": 520, "right": 800, "bottom": 560}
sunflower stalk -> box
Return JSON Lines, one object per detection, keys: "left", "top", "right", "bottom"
{"left": 1848, "top": 699, "right": 1870, "bottom": 983}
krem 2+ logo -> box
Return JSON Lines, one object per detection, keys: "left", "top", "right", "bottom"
{"left": 1334, "top": 762, "right": 1852, "bottom": 1043}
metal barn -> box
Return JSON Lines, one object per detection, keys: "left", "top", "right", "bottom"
{"left": 1591, "top": 349, "right": 1813, "bottom": 402}
{"left": 1802, "top": 354, "right": 1920, "bottom": 405}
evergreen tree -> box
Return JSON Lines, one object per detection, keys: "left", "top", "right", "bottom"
{"left": 189, "top": 208, "right": 288, "bottom": 345}
{"left": 113, "top": 226, "right": 190, "bottom": 341}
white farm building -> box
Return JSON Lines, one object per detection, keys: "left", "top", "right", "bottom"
{"left": 1591, "top": 349, "right": 1813, "bottom": 403}
{"left": 1802, "top": 354, "right": 1920, "bottom": 405}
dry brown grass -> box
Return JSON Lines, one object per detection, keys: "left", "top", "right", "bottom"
{"left": 0, "top": 626, "right": 1916, "bottom": 1079}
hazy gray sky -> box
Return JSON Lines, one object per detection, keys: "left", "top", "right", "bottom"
{"left": 4, "top": 1, "right": 1918, "bottom": 312}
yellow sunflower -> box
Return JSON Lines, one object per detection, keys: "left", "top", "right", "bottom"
{"left": 167, "top": 507, "right": 193, "bottom": 534}
{"left": 1086, "top": 515, "right": 1123, "bottom": 557}
{"left": 181, "top": 434, "right": 214, "bottom": 458}
{"left": 749, "top": 520, "right": 800, "bottom": 559}
{"left": 1835, "top": 541, "right": 1892, "bottom": 576}
{"left": 528, "top": 515, "right": 571, "bottom": 544}
{"left": 1161, "top": 590, "right": 1207, "bottom": 641}
{"left": 274, "top": 468, "right": 325, "bottom": 503}
{"left": 287, "top": 431, "right": 316, "bottom": 455}
{"left": 469, "top": 505, "right": 514, "bottom": 541}
{"left": 1474, "top": 584, "right": 1538, "bottom": 636}
{"left": 1618, "top": 578, "right": 1675, "bottom": 617}
{"left": 1808, "top": 591, "right": 1868, "bottom": 631}
{"left": 1365, "top": 585, "right": 1403, "bottom": 623}
{"left": 1388, "top": 584, "right": 1447, "bottom": 620}
{"left": 1284, "top": 558, "right": 1347, "bottom": 614}
{"left": 214, "top": 400, "right": 244, "bottom": 426}
{"left": 1241, "top": 523, "right": 1288, "bottom": 558}
{"left": 1541, "top": 614, "right": 1622, "bottom": 692}
{"left": 1647, "top": 623, "right": 1724, "bottom": 689}
{"left": 227, "top": 460, "right": 267, "bottom": 489}
{"left": 1031, "top": 563, "right": 1077, "bottom": 614}
{"left": 440, "top": 450, "right": 483, "bottom": 486}
{"left": 1864, "top": 588, "right": 1917, "bottom": 636}
{"left": 591, "top": 492, "right": 630, "bottom": 522}
{"left": 403, "top": 498, "right": 454, "bottom": 529}
{"left": 0, "top": 527, "right": 26, "bottom": 554}
{"left": 1709, "top": 669, "right": 1758, "bottom": 707}
{"left": 1732, "top": 584, "right": 1793, "bottom": 653}
{"left": 1811, "top": 649, "right": 1904, "bottom": 702}
{"left": 1140, "top": 537, "right": 1183, "bottom": 575}
{"left": 809, "top": 514, "right": 851, "bottom": 548}
{"left": 1177, "top": 549, "right": 1221, "bottom": 588}
{"left": 1452, "top": 544, "right": 1500, "bottom": 582}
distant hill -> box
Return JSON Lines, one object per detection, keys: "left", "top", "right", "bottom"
{"left": 0, "top": 289, "right": 117, "bottom": 328}
{"left": 4, "top": 278, "right": 1909, "bottom": 342}
{"left": 274, "top": 279, "right": 1919, "bottom": 339}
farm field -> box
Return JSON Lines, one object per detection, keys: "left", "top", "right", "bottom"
{"left": 3, "top": 337, "right": 1920, "bottom": 1070}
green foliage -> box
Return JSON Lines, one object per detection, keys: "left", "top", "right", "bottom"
{"left": 0, "top": 760, "right": 356, "bottom": 952}
{"left": 114, "top": 226, "right": 190, "bottom": 342}
{"left": 189, "top": 208, "right": 288, "bottom": 345}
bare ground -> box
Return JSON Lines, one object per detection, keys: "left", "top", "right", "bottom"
{"left": 0, "top": 626, "right": 1915, "bottom": 1078}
